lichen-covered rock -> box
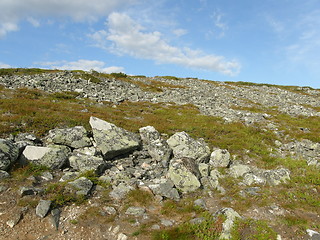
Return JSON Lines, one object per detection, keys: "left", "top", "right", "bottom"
{"left": 228, "top": 163, "right": 251, "bottom": 178}
{"left": 89, "top": 116, "right": 141, "bottom": 160}
{"left": 46, "top": 126, "right": 92, "bottom": 149}
{"left": 139, "top": 126, "right": 172, "bottom": 166}
{"left": 109, "top": 183, "right": 134, "bottom": 200}
{"left": 69, "top": 153, "right": 107, "bottom": 174}
{"left": 67, "top": 177, "right": 93, "bottom": 196}
{"left": 262, "top": 168, "right": 290, "bottom": 186}
{"left": 21, "top": 145, "right": 68, "bottom": 169}
{"left": 167, "top": 131, "right": 210, "bottom": 163}
{"left": 167, "top": 157, "right": 201, "bottom": 193}
{"left": 215, "top": 208, "right": 241, "bottom": 240}
{"left": 36, "top": 199, "right": 52, "bottom": 218}
{"left": 209, "top": 149, "right": 231, "bottom": 168}
{"left": 148, "top": 179, "right": 180, "bottom": 201}
{"left": 0, "top": 139, "right": 19, "bottom": 170}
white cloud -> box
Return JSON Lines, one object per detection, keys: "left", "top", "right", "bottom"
{"left": 172, "top": 28, "right": 188, "bottom": 37}
{"left": 0, "top": 62, "right": 11, "bottom": 68}
{"left": 37, "top": 59, "right": 124, "bottom": 73}
{"left": 94, "top": 12, "right": 240, "bottom": 76}
{"left": 209, "top": 9, "right": 228, "bottom": 38}
{"left": 0, "top": 0, "right": 137, "bottom": 37}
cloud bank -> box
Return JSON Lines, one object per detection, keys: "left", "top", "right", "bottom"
{"left": 37, "top": 59, "right": 124, "bottom": 73}
{"left": 91, "top": 12, "right": 240, "bottom": 76}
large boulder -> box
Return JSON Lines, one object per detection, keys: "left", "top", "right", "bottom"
{"left": 89, "top": 117, "right": 141, "bottom": 160}
{"left": 45, "top": 126, "right": 91, "bottom": 149}
{"left": 139, "top": 126, "right": 172, "bottom": 166}
{"left": 21, "top": 145, "right": 68, "bottom": 169}
{"left": 209, "top": 149, "right": 231, "bottom": 168}
{"left": 0, "top": 139, "right": 19, "bottom": 170}
{"left": 167, "top": 157, "right": 201, "bottom": 193}
{"left": 167, "top": 132, "right": 210, "bottom": 163}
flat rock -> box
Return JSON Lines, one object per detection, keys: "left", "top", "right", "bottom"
{"left": 45, "top": 126, "right": 92, "bottom": 149}
{"left": 36, "top": 199, "right": 52, "bottom": 218}
{"left": 67, "top": 177, "right": 93, "bottom": 195}
{"left": 21, "top": 145, "right": 68, "bottom": 169}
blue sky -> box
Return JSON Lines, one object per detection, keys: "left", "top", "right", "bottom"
{"left": 0, "top": 0, "right": 319, "bottom": 88}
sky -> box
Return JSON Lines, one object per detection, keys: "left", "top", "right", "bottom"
{"left": 0, "top": 0, "right": 320, "bottom": 88}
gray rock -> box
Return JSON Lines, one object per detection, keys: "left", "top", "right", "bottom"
{"left": 242, "top": 173, "right": 266, "bottom": 185}
{"left": 125, "top": 206, "right": 146, "bottom": 216}
{"left": 307, "top": 229, "right": 320, "bottom": 240}
{"left": 19, "top": 186, "right": 38, "bottom": 196}
{"left": 0, "top": 170, "right": 10, "bottom": 179}
{"left": 194, "top": 198, "right": 207, "bottom": 209}
{"left": 228, "top": 164, "right": 251, "bottom": 178}
{"left": 0, "top": 185, "right": 8, "bottom": 192}
{"left": 102, "top": 206, "right": 117, "bottom": 215}
{"left": 167, "top": 132, "right": 210, "bottom": 163}
{"left": 40, "top": 171, "right": 54, "bottom": 181}
{"left": 59, "top": 171, "right": 79, "bottom": 182}
{"left": 215, "top": 208, "right": 241, "bottom": 240}
{"left": 189, "top": 217, "right": 205, "bottom": 224}
{"left": 0, "top": 139, "right": 19, "bottom": 170}
{"left": 67, "top": 177, "right": 93, "bottom": 196}
{"left": 139, "top": 126, "right": 172, "bottom": 166}
{"left": 151, "top": 224, "right": 161, "bottom": 230}
{"left": 262, "top": 168, "right": 290, "bottom": 185}
{"left": 109, "top": 183, "right": 134, "bottom": 200}
{"left": 161, "top": 219, "right": 174, "bottom": 227}
{"left": 148, "top": 179, "right": 180, "bottom": 201}
{"left": 46, "top": 126, "right": 91, "bottom": 149}
{"left": 69, "top": 153, "right": 107, "bottom": 174}
{"left": 209, "top": 149, "right": 231, "bottom": 168}
{"left": 36, "top": 199, "right": 52, "bottom": 218}
{"left": 6, "top": 212, "right": 22, "bottom": 228}
{"left": 168, "top": 157, "right": 201, "bottom": 193}
{"left": 21, "top": 145, "right": 68, "bottom": 169}
{"left": 51, "top": 208, "right": 61, "bottom": 230}
{"left": 89, "top": 116, "right": 141, "bottom": 160}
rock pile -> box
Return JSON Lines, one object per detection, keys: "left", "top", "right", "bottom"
{"left": 0, "top": 116, "right": 293, "bottom": 239}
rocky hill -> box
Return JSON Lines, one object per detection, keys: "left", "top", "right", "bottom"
{"left": 0, "top": 69, "right": 319, "bottom": 240}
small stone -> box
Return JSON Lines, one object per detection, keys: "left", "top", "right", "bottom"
{"left": 51, "top": 209, "right": 61, "bottom": 230}
{"left": 6, "top": 212, "right": 22, "bottom": 228}
{"left": 19, "top": 186, "right": 37, "bottom": 197}
{"left": 103, "top": 206, "right": 117, "bottom": 215}
{"left": 40, "top": 171, "right": 54, "bottom": 181}
{"left": 194, "top": 199, "right": 207, "bottom": 209}
{"left": 189, "top": 217, "right": 205, "bottom": 224}
{"left": 0, "top": 170, "right": 10, "bottom": 179}
{"left": 36, "top": 199, "right": 52, "bottom": 218}
{"left": 161, "top": 219, "right": 174, "bottom": 227}
{"left": 151, "top": 224, "right": 161, "bottom": 230}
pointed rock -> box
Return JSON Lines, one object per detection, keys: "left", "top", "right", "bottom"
{"left": 89, "top": 116, "right": 140, "bottom": 160}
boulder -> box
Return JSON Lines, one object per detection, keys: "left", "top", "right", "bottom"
{"left": 209, "top": 149, "right": 231, "bottom": 168}
{"left": 21, "top": 145, "right": 68, "bottom": 169}
{"left": 148, "top": 179, "right": 180, "bottom": 201}
{"left": 69, "top": 153, "right": 107, "bottom": 174}
{"left": 167, "top": 157, "right": 201, "bottom": 193}
{"left": 139, "top": 126, "right": 172, "bottom": 166}
{"left": 0, "top": 139, "right": 19, "bottom": 170}
{"left": 167, "top": 131, "right": 210, "bottom": 163}
{"left": 89, "top": 116, "right": 141, "bottom": 160}
{"left": 67, "top": 177, "right": 93, "bottom": 196}
{"left": 45, "top": 126, "right": 92, "bottom": 149}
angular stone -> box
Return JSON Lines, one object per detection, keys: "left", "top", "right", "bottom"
{"left": 209, "top": 149, "right": 231, "bottom": 168}
{"left": 36, "top": 199, "right": 52, "bottom": 218}
{"left": 0, "top": 170, "right": 10, "bottom": 180}
{"left": 262, "top": 168, "right": 290, "bottom": 186}
{"left": 198, "top": 163, "right": 210, "bottom": 177}
{"left": 67, "top": 177, "right": 93, "bottom": 196}
{"left": 125, "top": 206, "right": 146, "bottom": 216}
{"left": 194, "top": 199, "right": 207, "bottom": 209}
{"left": 109, "top": 183, "right": 134, "bottom": 200}
{"left": 51, "top": 209, "right": 61, "bottom": 230}
{"left": 19, "top": 186, "right": 38, "bottom": 197}
{"left": 167, "top": 132, "right": 210, "bottom": 163}
{"left": 69, "top": 153, "right": 107, "bottom": 174}
{"left": 0, "top": 139, "right": 19, "bottom": 171}
{"left": 168, "top": 157, "right": 201, "bottom": 193}
{"left": 148, "top": 179, "right": 180, "bottom": 201}
{"left": 89, "top": 116, "right": 141, "bottom": 160}
{"left": 46, "top": 126, "right": 92, "bottom": 149}
{"left": 21, "top": 145, "right": 68, "bottom": 169}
